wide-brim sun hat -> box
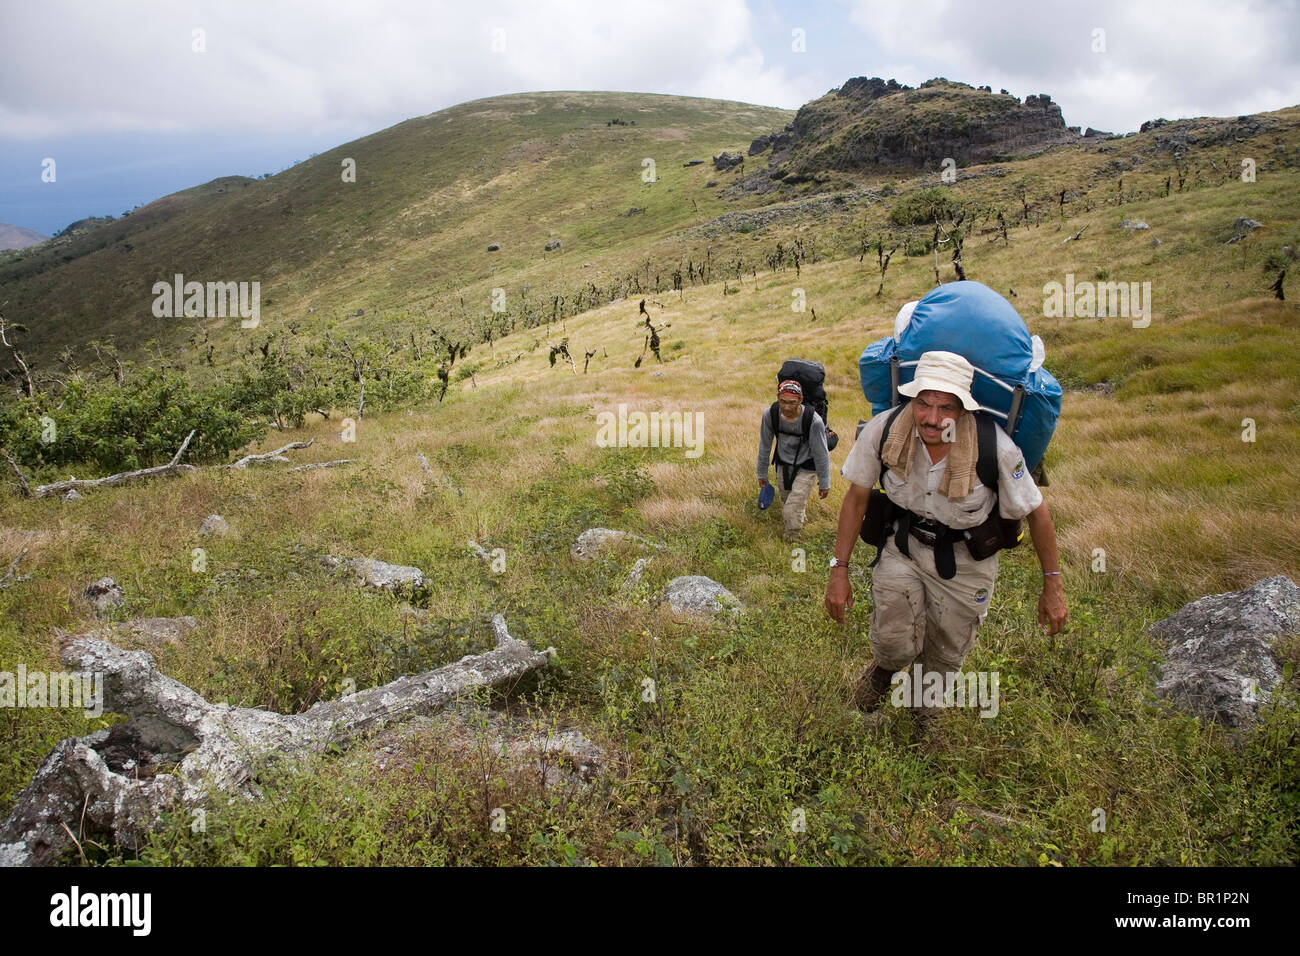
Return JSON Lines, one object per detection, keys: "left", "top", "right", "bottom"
{"left": 897, "top": 350, "right": 980, "bottom": 411}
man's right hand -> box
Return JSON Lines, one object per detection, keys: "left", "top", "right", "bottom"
{"left": 758, "top": 478, "right": 768, "bottom": 488}
{"left": 825, "top": 569, "right": 853, "bottom": 623}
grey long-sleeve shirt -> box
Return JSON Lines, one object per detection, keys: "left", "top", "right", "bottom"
{"left": 756, "top": 404, "right": 831, "bottom": 490}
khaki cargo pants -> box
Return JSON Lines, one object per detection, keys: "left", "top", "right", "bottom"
{"left": 778, "top": 469, "right": 817, "bottom": 540}
{"left": 867, "top": 534, "right": 999, "bottom": 711}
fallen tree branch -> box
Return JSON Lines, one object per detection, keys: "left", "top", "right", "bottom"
{"left": 0, "top": 548, "right": 29, "bottom": 589}
{"left": 288, "top": 459, "right": 354, "bottom": 472}
{"left": 32, "top": 431, "right": 198, "bottom": 499}
{"left": 30, "top": 435, "right": 332, "bottom": 499}
{"left": 0, "top": 614, "right": 549, "bottom": 866}
{"left": 1, "top": 448, "right": 31, "bottom": 498}
{"left": 228, "top": 439, "right": 313, "bottom": 469}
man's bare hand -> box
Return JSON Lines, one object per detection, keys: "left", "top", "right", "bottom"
{"left": 826, "top": 571, "right": 853, "bottom": 623}
{"left": 818, "top": 488, "right": 829, "bottom": 499}
{"left": 1038, "top": 584, "right": 1068, "bottom": 635}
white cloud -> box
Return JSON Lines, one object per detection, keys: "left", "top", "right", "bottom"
{"left": 0, "top": 0, "right": 812, "bottom": 140}
{"left": 841, "top": 0, "right": 1300, "bottom": 131}
{"left": 2, "top": 0, "right": 1296, "bottom": 143}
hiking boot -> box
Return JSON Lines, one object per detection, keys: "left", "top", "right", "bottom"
{"left": 851, "top": 662, "right": 895, "bottom": 713}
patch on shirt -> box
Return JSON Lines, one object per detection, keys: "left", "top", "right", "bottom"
{"left": 974, "top": 587, "right": 990, "bottom": 604}
{"left": 1012, "top": 460, "right": 1025, "bottom": 480}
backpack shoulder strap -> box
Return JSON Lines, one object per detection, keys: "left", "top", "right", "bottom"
{"left": 768, "top": 402, "right": 781, "bottom": 463}
{"left": 975, "top": 412, "right": 998, "bottom": 493}
{"left": 800, "top": 405, "right": 813, "bottom": 440}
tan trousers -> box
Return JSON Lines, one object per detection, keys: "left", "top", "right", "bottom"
{"left": 778, "top": 470, "right": 817, "bottom": 539}
{"left": 867, "top": 534, "right": 999, "bottom": 708}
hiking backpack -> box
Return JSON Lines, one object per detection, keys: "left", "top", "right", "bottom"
{"left": 775, "top": 358, "right": 839, "bottom": 452}
{"left": 858, "top": 281, "right": 1061, "bottom": 473}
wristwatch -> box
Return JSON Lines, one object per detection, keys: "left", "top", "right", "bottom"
{"left": 829, "top": 557, "right": 850, "bottom": 570}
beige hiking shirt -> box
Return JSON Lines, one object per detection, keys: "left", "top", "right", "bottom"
{"left": 841, "top": 407, "right": 1043, "bottom": 529}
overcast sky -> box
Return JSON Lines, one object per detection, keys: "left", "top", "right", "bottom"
{"left": 3, "top": 0, "right": 1298, "bottom": 236}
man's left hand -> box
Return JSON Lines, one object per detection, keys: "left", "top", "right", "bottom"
{"left": 818, "top": 488, "right": 829, "bottom": 499}
{"left": 1038, "top": 583, "right": 1068, "bottom": 635}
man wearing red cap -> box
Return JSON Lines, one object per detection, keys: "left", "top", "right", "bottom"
{"left": 758, "top": 379, "right": 831, "bottom": 541}
{"left": 824, "top": 350, "right": 1068, "bottom": 723}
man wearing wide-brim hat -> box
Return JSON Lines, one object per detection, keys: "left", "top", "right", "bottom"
{"left": 825, "top": 350, "right": 1068, "bottom": 724}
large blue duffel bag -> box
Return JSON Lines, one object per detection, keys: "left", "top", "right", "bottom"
{"left": 858, "top": 281, "right": 1061, "bottom": 471}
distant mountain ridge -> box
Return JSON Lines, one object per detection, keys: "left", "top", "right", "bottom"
{"left": 0, "top": 80, "right": 1295, "bottom": 377}
{"left": 0, "top": 223, "right": 49, "bottom": 251}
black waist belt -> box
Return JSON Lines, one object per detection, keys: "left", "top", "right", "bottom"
{"left": 909, "top": 521, "right": 942, "bottom": 546}
{"left": 894, "top": 510, "right": 965, "bottom": 580}
{"left": 775, "top": 456, "right": 815, "bottom": 490}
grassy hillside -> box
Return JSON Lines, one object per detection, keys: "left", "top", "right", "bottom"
{"left": 0, "top": 92, "right": 794, "bottom": 367}
{"left": 1, "top": 88, "right": 1298, "bottom": 866}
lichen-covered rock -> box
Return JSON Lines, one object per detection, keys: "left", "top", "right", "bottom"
{"left": 324, "top": 555, "right": 424, "bottom": 592}
{"left": 570, "top": 528, "right": 662, "bottom": 561}
{"left": 198, "top": 515, "right": 229, "bottom": 536}
{"left": 1150, "top": 575, "right": 1299, "bottom": 728}
{"left": 1226, "top": 217, "right": 1263, "bottom": 243}
{"left": 619, "top": 558, "right": 652, "bottom": 596}
{"left": 83, "top": 577, "right": 124, "bottom": 615}
{"left": 662, "top": 575, "right": 744, "bottom": 616}
{"left": 97, "top": 616, "right": 200, "bottom": 650}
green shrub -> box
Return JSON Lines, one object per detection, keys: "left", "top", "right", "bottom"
{"left": 888, "top": 187, "right": 957, "bottom": 227}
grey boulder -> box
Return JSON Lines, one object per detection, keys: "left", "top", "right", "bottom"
{"left": 1151, "top": 575, "right": 1298, "bottom": 728}
{"left": 662, "top": 575, "right": 744, "bottom": 616}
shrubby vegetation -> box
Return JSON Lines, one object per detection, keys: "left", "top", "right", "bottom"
{"left": 0, "top": 371, "right": 263, "bottom": 473}
{"left": 0, "top": 324, "right": 474, "bottom": 478}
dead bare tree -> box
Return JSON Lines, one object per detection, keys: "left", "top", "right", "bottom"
{"left": 0, "top": 307, "right": 35, "bottom": 398}
{"left": 548, "top": 339, "right": 577, "bottom": 374}
{"left": 872, "top": 238, "right": 901, "bottom": 297}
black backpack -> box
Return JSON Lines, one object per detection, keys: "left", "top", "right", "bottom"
{"left": 776, "top": 359, "right": 839, "bottom": 452}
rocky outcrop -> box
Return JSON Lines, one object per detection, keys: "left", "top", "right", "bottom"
{"left": 1151, "top": 575, "right": 1298, "bottom": 728}
{"left": 712, "top": 151, "right": 743, "bottom": 171}
{"left": 742, "top": 77, "right": 1081, "bottom": 185}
